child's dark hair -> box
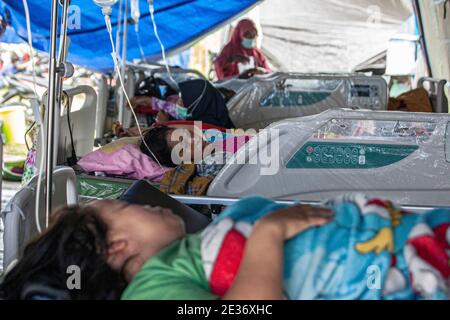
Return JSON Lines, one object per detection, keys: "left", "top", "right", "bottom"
{"left": 140, "top": 125, "right": 176, "bottom": 167}
{"left": 0, "top": 206, "right": 127, "bottom": 300}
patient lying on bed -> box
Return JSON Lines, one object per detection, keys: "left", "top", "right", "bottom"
{"left": 140, "top": 125, "right": 254, "bottom": 195}
{"left": 1, "top": 195, "right": 449, "bottom": 300}
{"left": 78, "top": 122, "right": 252, "bottom": 185}
{"left": 141, "top": 125, "right": 252, "bottom": 167}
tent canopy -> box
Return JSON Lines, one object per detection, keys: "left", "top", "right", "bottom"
{"left": 0, "top": 0, "right": 261, "bottom": 72}
{"left": 259, "top": 0, "right": 413, "bottom": 73}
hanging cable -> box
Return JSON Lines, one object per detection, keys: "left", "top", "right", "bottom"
{"left": 185, "top": 80, "right": 208, "bottom": 117}
{"left": 22, "top": 0, "right": 38, "bottom": 97}
{"left": 135, "top": 27, "right": 147, "bottom": 61}
{"left": 24, "top": 121, "right": 35, "bottom": 151}
{"left": 34, "top": 99, "right": 46, "bottom": 234}
{"left": 131, "top": 0, "right": 146, "bottom": 61}
{"left": 101, "top": 10, "right": 164, "bottom": 168}
{"left": 146, "top": 0, "right": 208, "bottom": 117}
{"left": 95, "top": 0, "right": 208, "bottom": 167}
{"left": 147, "top": 0, "right": 178, "bottom": 88}
{"left": 134, "top": 20, "right": 147, "bottom": 62}
{"left": 22, "top": 0, "right": 46, "bottom": 233}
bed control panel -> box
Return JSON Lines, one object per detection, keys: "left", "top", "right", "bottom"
{"left": 348, "top": 80, "right": 387, "bottom": 110}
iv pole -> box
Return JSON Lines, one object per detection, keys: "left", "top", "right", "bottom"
{"left": 44, "top": 0, "right": 60, "bottom": 222}
{"left": 118, "top": 0, "right": 129, "bottom": 125}
{"left": 45, "top": 0, "right": 73, "bottom": 225}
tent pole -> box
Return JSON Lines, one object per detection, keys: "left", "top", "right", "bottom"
{"left": 118, "top": 0, "right": 129, "bottom": 125}
{"left": 44, "top": 0, "right": 60, "bottom": 224}
{"left": 413, "top": 0, "right": 433, "bottom": 78}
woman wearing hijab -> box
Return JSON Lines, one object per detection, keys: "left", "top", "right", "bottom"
{"left": 125, "top": 79, "right": 235, "bottom": 131}
{"left": 214, "top": 19, "right": 272, "bottom": 80}
{"left": 178, "top": 79, "right": 235, "bottom": 128}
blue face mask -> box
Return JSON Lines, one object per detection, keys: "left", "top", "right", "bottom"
{"left": 175, "top": 104, "right": 189, "bottom": 119}
{"left": 241, "top": 37, "right": 256, "bottom": 49}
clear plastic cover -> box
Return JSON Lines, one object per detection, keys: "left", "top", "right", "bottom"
{"left": 208, "top": 108, "right": 450, "bottom": 207}
{"left": 225, "top": 73, "right": 389, "bottom": 129}
{"left": 314, "top": 118, "right": 436, "bottom": 144}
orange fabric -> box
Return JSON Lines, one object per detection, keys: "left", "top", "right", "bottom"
{"left": 388, "top": 88, "right": 433, "bottom": 113}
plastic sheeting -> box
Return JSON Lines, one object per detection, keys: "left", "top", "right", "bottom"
{"left": 259, "top": 0, "right": 413, "bottom": 73}
{"left": 0, "top": 0, "right": 261, "bottom": 72}
{"left": 224, "top": 72, "right": 388, "bottom": 129}
{"left": 207, "top": 108, "right": 450, "bottom": 207}
{"left": 418, "top": 0, "right": 450, "bottom": 109}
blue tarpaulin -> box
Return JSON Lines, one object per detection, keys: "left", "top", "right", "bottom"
{"left": 0, "top": 0, "right": 261, "bottom": 72}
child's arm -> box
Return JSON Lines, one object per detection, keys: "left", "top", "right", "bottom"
{"left": 223, "top": 205, "right": 334, "bottom": 300}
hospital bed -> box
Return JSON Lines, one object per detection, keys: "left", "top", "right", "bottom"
{"left": 4, "top": 167, "right": 443, "bottom": 276}
{"left": 2, "top": 167, "right": 78, "bottom": 274}
{"left": 78, "top": 107, "right": 450, "bottom": 210}
{"left": 214, "top": 72, "right": 363, "bottom": 93}
{"left": 1, "top": 169, "right": 210, "bottom": 275}
{"left": 224, "top": 73, "right": 389, "bottom": 129}
{"left": 50, "top": 84, "right": 448, "bottom": 208}
{"left": 214, "top": 72, "right": 281, "bottom": 93}
{"left": 45, "top": 80, "right": 450, "bottom": 209}
{"left": 41, "top": 85, "right": 98, "bottom": 166}
{"left": 208, "top": 108, "right": 450, "bottom": 207}
{"left": 128, "top": 62, "right": 206, "bottom": 83}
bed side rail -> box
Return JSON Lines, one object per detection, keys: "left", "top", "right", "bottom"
{"left": 80, "top": 194, "right": 445, "bottom": 214}
{"left": 418, "top": 77, "right": 448, "bottom": 113}
{"left": 170, "top": 195, "right": 446, "bottom": 214}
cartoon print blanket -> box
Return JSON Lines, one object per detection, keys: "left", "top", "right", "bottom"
{"left": 201, "top": 195, "right": 450, "bottom": 300}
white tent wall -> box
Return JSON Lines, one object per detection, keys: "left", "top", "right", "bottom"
{"left": 418, "top": 0, "right": 450, "bottom": 110}
{"left": 259, "top": 0, "right": 413, "bottom": 72}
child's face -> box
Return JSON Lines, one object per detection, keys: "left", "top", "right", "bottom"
{"left": 90, "top": 200, "right": 185, "bottom": 282}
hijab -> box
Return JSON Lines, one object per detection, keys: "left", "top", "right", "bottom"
{"left": 214, "top": 19, "right": 271, "bottom": 80}
{"left": 179, "top": 79, "right": 235, "bottom": 129}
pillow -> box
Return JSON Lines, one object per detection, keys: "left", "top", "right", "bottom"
{"left": 78, "top": 137, "right": 170, "bottom": 182}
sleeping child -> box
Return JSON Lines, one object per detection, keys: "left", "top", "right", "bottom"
{"left": 1, "top": 194, "right": 449, "bottom": 300}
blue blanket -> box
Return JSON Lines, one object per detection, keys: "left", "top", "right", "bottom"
{"left": 200, "top": 195, "right": 450, "bottom": 300}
